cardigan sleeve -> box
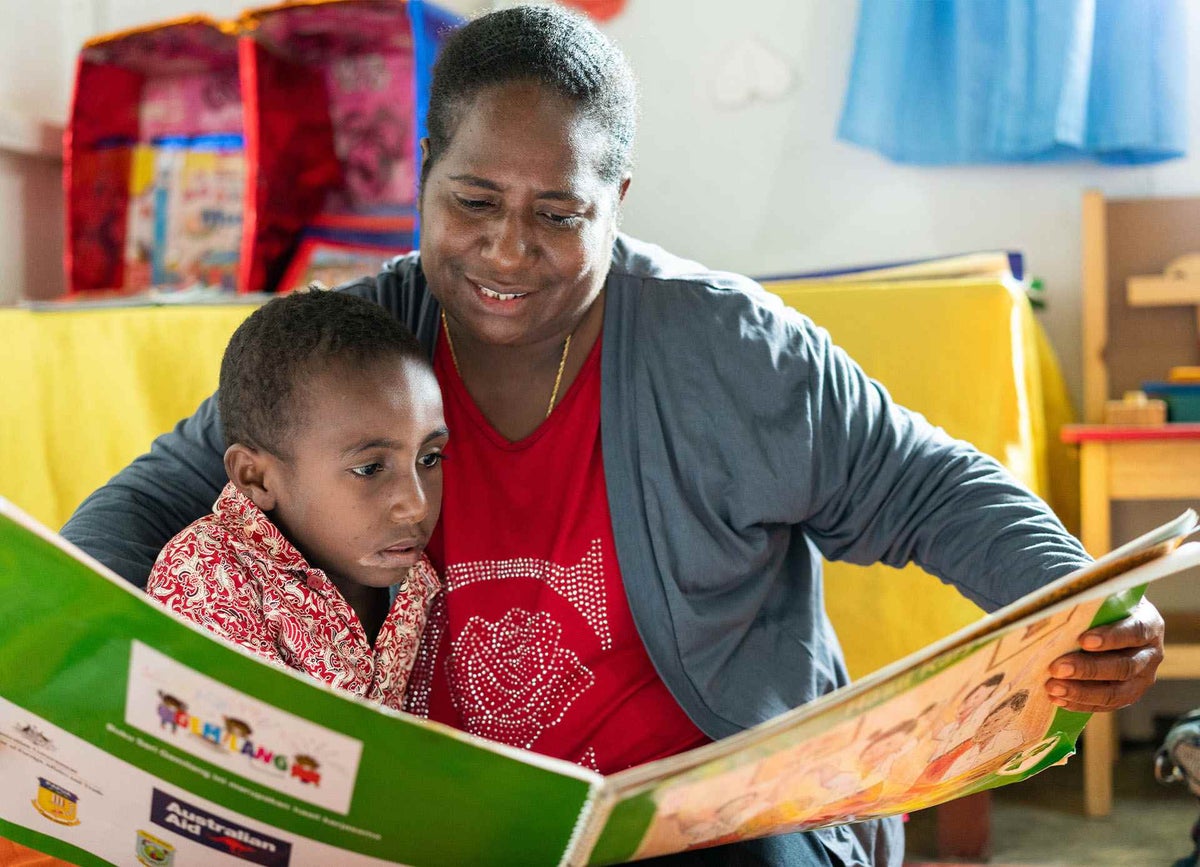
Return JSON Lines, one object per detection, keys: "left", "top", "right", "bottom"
{"left": 61, "top": 393, "right": 228, "bottom": 589}
{"left": 767, "top": 297, "right": 1091, "bottom": 610}
{"left": 629, "top": 271, "right": 1091, "bottom": 613}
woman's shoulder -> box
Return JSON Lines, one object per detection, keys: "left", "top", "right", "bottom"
{"left": 609, "top": 234, "right": 758, "bottom": 294}
{"left": 607, "top": 234, "right": 822, "bottom": 355}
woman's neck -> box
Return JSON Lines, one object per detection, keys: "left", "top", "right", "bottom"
{"left": 445, "top": 292, "right": 605, "bottom": 441}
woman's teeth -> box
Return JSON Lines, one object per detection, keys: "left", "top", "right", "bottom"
{"left": 477, "top": 284, "right": 527, "bottom": 301}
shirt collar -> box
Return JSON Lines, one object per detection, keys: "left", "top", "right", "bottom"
{"left": 213, "top": 482, "right": 330, "bottom": 590}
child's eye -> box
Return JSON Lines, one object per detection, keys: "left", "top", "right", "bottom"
{"left": 418, "top": 452, "right": 444, "bottom": 469}
{"left": 350, "top": 463, "right": 384, "bottom": 478}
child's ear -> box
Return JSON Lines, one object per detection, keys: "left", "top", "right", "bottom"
{"left": 224, "top": 444, "right": 278, "bottom": 512}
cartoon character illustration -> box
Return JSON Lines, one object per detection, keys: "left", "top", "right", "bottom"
{"left": 917, "top": 689, "right": 1032, "bottom": 786}
{"left": 222, "top": 717, "right": 252, "bottom": 741}
{"left": 292, "top": 753, "right": 321, "bottom": 784}
{"left": 156, "top": 693, "right": 187, "bottom": 732}
{"left": 932, "top": 672, "right": 1005, "bottom": 750}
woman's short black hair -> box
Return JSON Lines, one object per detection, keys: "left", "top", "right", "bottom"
{"left": 423, "top": 4, "right": 638, "bottom": 185}
{"left": 218, "top": 289, "right": 425, "bottom": 456}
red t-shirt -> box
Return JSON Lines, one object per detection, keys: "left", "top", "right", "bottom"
{"left": 404, "top": 332, "right": 710, "bottom": 773}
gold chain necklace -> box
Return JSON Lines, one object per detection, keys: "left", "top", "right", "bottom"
{"left": 440, "top": 310, "right": 571, "bottom": 419}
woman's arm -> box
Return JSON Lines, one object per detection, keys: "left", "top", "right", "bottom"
{"left": 61, "top": 394, "right": 227, "bottom": 589}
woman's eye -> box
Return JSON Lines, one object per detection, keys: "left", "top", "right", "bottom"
{"left": 350, "top": 463, "right": 384, "bottom": 478}
{"left": 542, "top": 212, "right": 582, "bottom": 227}
{"left": 418, "top": 452, "right": 444, "bottom": 469}
{"left": 455, "top": 196, "right": 493, "bottom": 211}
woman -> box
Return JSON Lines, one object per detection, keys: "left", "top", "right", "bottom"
{"left": 64, "top": 7, "right": 1163, "bottom": 865}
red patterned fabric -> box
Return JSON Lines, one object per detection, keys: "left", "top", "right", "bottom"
{"left": 407, "top": 334, "right": 710, "bottom": 774}
{"left": 147, "top": 483, "right": 439, "bottom": 711}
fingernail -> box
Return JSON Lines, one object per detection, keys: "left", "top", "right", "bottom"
{"left": 1052, "top": 698, "right": 1068, "bottom": 707}
{"left": 1048, "top": 683, "right": 1068, "bottom": 697}
{"left": 1082, "top": 635, "right": 1103, "bottom": 650}
{"left": 1056, "top": 663, "right": 1076, "bottom": 678}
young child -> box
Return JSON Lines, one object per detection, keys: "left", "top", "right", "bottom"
{"left": 147, "top": 289, "right": 448, "bottom": 711}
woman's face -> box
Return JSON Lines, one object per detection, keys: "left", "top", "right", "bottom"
{"left": 418, "top": 80, "right": 628, "bottom": 349}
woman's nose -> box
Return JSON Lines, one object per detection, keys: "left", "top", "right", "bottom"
{"left": 482, "top": 214, "right": 535, "bottom": 271}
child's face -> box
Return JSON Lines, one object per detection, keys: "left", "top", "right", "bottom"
{"left": 268, "top": 355, "right": 447, "bottom": 590}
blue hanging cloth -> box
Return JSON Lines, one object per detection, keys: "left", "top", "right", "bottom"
{"left": 837, "top": 0, "right": 1187, "bottom": 165}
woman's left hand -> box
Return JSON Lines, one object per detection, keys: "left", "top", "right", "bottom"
{"left": 1044, "top": 598, "right": 1165, "bottom": 712}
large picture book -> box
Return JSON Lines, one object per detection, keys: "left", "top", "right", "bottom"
{"left": 0, "top": 497, "right": 1194, "bottom": 866}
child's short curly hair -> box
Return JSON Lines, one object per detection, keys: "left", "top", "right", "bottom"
{"left": 218, "top": 289, "right": 425, "bottom": 456}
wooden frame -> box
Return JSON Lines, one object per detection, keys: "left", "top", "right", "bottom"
{"left": 1075, "top": 191, "right": 1200, "bottom": 816}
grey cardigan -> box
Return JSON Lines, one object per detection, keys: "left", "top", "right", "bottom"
{"left": 63, "top": 234, "right": 1090, "bottom": 866}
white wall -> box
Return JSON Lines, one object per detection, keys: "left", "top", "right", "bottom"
{"left": 0, "top": 0, "right": 73, "bottom": 302}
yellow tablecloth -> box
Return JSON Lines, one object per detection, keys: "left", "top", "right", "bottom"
{"left": 1, "top": 304, "right": 255, "bottom": 533}
{"left": 1, "top": 278, "right": 1076, "bottom": 678}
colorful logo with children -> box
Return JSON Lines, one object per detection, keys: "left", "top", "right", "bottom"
{"left": 32, "top": 777, "right": 81, "bottom": 826}
{"left": 135, "top": 829, "right": 175, "bottom": 867}
{"left": 150, "top": 789, "right": 292, "bottom": 867}
{"left": 126, "top": 641, "right": 363, "bottom": 815}
{"left": 155, "top": 692, "right": 322, "bottom": 785}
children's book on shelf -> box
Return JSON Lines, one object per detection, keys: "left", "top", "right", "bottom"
{"left": 0, "top": 498, "right": 1194, "bottom": 866}
{"left": 758, "top": 250, "right": 1025, "bottom": 285}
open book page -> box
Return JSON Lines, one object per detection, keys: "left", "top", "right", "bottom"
{"left": 0, "top": 498, "right": 600, "bottom": 867}
{"left": 576, "top": 515, "right": 1198, "bottom": 865}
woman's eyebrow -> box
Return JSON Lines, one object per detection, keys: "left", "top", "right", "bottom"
{"left": 448, "top": 173, "right": 583, "bottom": 203}
{"left": 449, "top": 173, "right": 501, "bottom": 190}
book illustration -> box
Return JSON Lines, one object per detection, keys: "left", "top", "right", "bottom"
{"left": 162, "top": 138, "right": 245, "bottom": 291}
{"left": 756, "top": 250, "right": 1025, "bottom": 286}
{"left": 325, "top": 52, "right": 417, "bottom": 210}
{"left": 619, "top": 600, "right": 1090, "bottom": 860}
{"left": 0, "top": 497, "right": 1194, "bottom": 866}
{"left": 122, "top": 136, "right": 245, "bottom": 293}
{"left": 279, "top": 238, "right": 410, "bottom": 296}
{"left": 123, "top": 144, "right": 158, "bottom": 291}
{"left": 139, "top": 71, "right": 244, "bottom": 142}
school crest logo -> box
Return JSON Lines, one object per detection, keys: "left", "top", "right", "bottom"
{"left": 135, "top": 830, "right": 175, "bottom": 866}
{"left": 32, "top": 778, "right": 81, "bottom": 826}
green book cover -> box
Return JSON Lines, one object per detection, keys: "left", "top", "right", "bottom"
{"left": 0, "top": 499, "right": 1194, "bottom": 866}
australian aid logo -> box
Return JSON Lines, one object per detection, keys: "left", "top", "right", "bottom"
{"left": 126, "top": 641, "right": 363, "bottom": 814}
{"left": 150, "top": 789, "right": 292, "bottom": 867}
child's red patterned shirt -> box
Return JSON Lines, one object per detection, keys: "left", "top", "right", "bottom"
{"left": 146, "top": 482, "right": 439, "bottom": 711}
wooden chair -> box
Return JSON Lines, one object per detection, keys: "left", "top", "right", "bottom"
{"left": 1077, "top": 191, "right": 1200, "bottom": 816}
